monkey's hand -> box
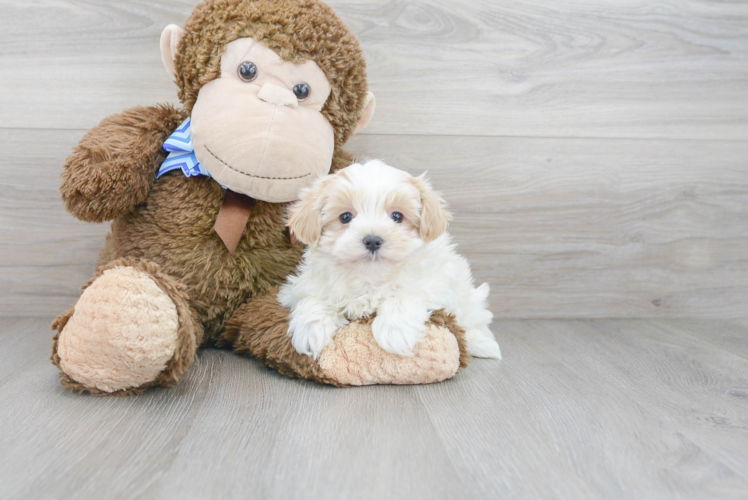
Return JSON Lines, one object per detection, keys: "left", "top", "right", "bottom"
{"left": 60, "top": 104, "right": 187, "bottom": 222}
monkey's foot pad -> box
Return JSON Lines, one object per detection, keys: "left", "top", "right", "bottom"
{"left": 225, "top": 294, "right": 471, "bottom": 386}
{"left": 52, "top": 259, "right": 198, "bottom": 395}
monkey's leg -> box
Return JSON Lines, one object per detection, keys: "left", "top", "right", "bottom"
{"left": 223, "top": 294, "right": 470, "bottom": 386}
{"left": 51, "top": 258, "right": 201, "bottom": 395}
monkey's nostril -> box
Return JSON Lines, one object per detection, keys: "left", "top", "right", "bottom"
{"left": 363, "top": 235, "right": 383, "bottom": 251}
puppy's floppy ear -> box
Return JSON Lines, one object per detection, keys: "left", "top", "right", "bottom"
{"left": 409, "top": 173, "right": 452, "bottom": 242}
{"left": 287, "top": 177, "right": 331, "bottom": 246}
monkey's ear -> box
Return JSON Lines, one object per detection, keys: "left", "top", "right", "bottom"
{"left": 353, "top": 92, "right": 376, "bottom": 134}
{"left": 409, "top": 173, "right": 452, "bottom": 243}
{"left": 160, "top": 24, "right": 184, "bottom": 80}
{"left": 287, "top": 178, "right": 331, "bottom": 246}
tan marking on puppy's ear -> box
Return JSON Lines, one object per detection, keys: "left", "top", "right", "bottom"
{"left": 287, "top": 177, "right": 332, "bottom": 246}
{"left": 160, "top": 24, "right": 184, "bottom": 79}
{"left": 409, "top": 174, "right": 452, "bottom": 242}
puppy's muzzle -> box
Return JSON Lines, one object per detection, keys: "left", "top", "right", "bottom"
{"left": 363, "top": 235, "right": 383, "bottom": 252}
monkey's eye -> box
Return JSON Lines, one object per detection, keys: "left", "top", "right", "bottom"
{"left": 238, "top": 61, "right": 258, "bottom": 82}
{"left": 391, "top": 212, "right": 404, "bottom": 223}
{"left": 339, "top": 212, "right": 353, "bottom": 224}
{"left": 293, "top": 83, "right": 310, "bottom": 101}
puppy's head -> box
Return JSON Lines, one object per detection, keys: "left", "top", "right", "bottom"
{"left": 288, "top": 160, "right": 452, "bottom": 266}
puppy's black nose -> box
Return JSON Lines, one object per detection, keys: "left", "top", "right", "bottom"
{"left": 363, "top": 235, "right": 383, "bottom": 252}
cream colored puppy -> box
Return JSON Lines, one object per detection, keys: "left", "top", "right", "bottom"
{"left": 278, "top": 160, "right": 502, "bottom": 360}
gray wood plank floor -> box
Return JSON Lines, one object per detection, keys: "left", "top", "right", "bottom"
{"left": 1, "top": 317, "right": 747, "bottom": 499}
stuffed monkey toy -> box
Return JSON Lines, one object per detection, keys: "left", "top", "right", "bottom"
{"left": 51, "top": 0, "right": 470, "bottom": 395}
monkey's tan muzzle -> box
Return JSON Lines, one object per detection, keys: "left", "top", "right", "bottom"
{"left": 191, "top": 79, "right": 335, "bottom": 203}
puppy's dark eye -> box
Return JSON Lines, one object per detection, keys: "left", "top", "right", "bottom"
{"left": 238, "top": 61, "right": 258, "bottom": 82}
{"left": 339, "top": 212, "right": 353, "bottom": 224}
{"left": 391, "top": 212, "right": 404, "bottom": 223}
{"left": 293, "top": 83, "right": 310, "bottom": 101}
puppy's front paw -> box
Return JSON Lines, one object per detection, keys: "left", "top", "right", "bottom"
{"left": 371, "top": 315, "right": 425, "bottom": 357}
{"left": 289, "top": 317, "right": 338, "bottom": 360}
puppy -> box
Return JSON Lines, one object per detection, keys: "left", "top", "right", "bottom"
{"left": 278, "top": 160, "right": 502, "bottom": 361}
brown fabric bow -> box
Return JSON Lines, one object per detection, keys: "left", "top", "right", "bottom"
{"left": 213, "top": 190, "right": 298, "bottom": 254}
{"left": 213, "top": 190, "right": 254, "bottom": 255}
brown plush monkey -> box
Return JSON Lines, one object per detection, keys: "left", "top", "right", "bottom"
{"left": 51, "top": 0, "right": 469, "bottom": 395}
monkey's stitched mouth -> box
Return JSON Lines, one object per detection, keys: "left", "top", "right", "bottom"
{"left": 204, "top": 145, "right": 311, "bottom": 180}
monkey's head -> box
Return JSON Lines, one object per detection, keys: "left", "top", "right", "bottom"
{"left": 160, "top": 0, "right": 375, "bottom": 202}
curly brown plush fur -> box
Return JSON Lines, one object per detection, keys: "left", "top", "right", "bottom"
{"left": 224, "top": 292, "right": 342, "bottom": 385}
{"left": 52, "top": 0, "right": 468, "bottom": 394}
{"left": 60, "top": 0, "right": 366, "bottom": 342}
{"left": 61, "top": 105, "right": 187, "bottom": 223}
{"left": 175, "top": 0, "right": 368, "bottom": 147}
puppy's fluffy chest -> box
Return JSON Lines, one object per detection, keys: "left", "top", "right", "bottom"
{"left": 336, "top": 280, "right": 397, "bottom": 319}
{"left": 298, "top": 236, "right": 457, "bottom": 319}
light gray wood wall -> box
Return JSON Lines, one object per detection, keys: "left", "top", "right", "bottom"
{"left": 1, "top": 0, "right": 746, "bottom": 318}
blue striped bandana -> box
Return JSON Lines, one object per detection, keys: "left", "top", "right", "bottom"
{"left": 158, "top": 118, "right": 212, "bottom": 179}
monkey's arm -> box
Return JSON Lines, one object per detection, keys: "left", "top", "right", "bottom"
{"left": 61, "top": 104, "right": 188, "bottom": 222}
